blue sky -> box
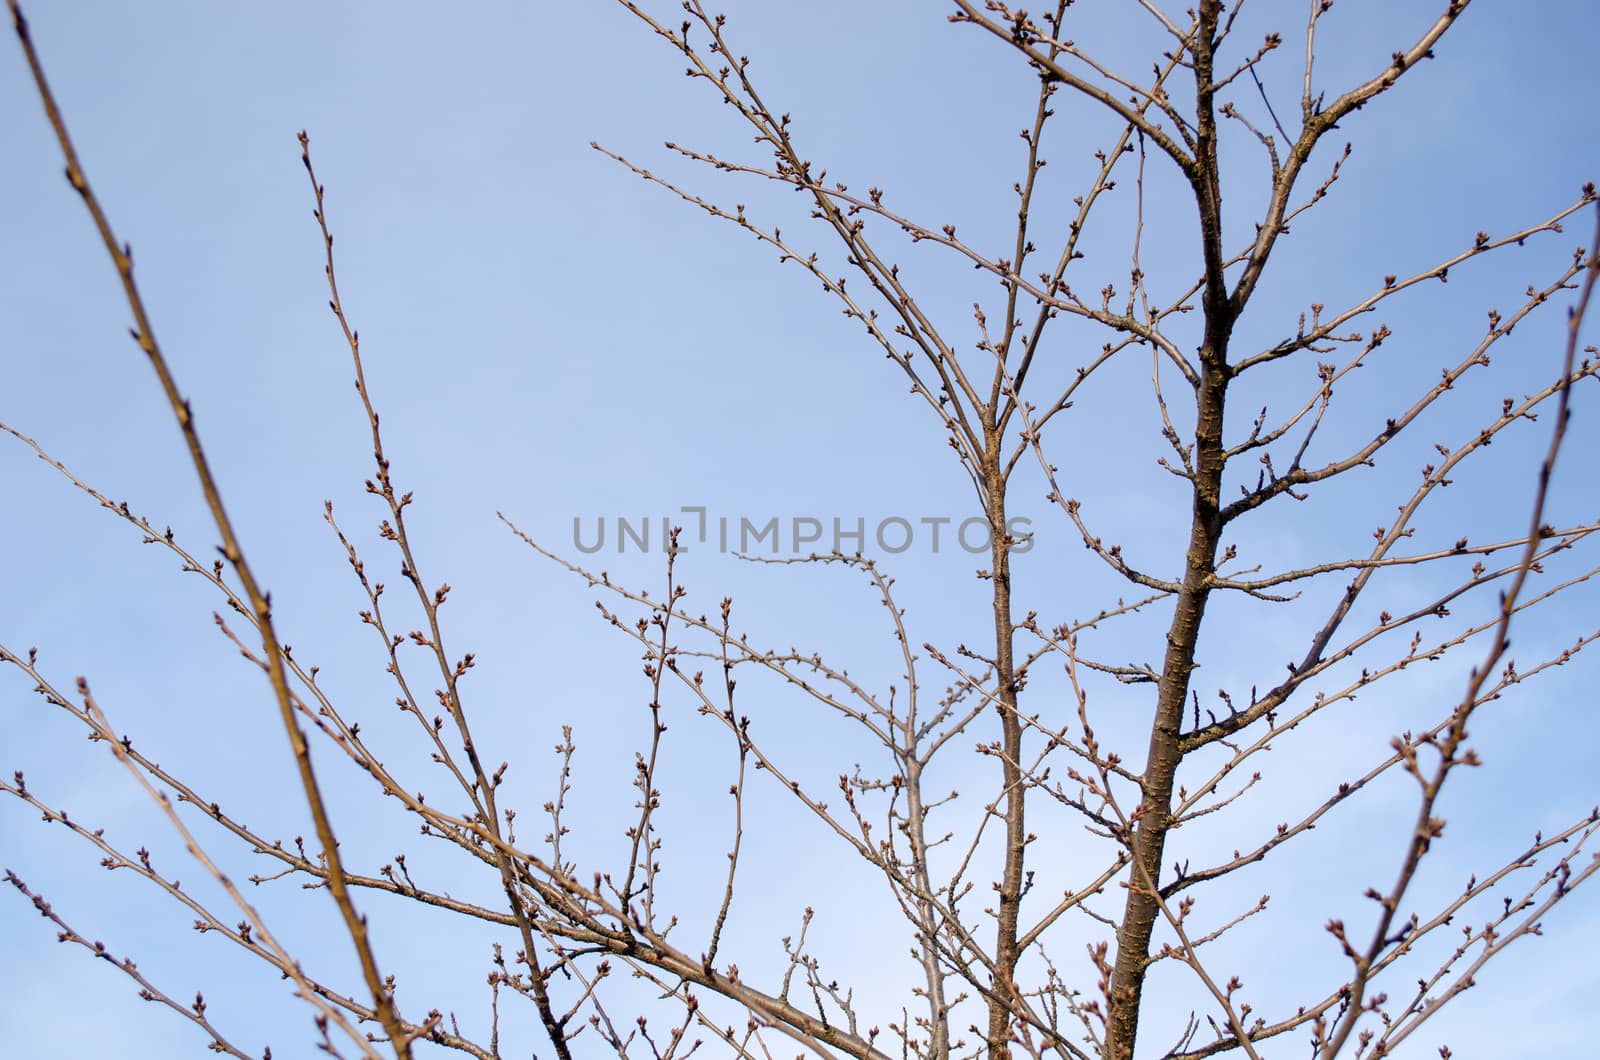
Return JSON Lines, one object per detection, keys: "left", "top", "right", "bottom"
{"left": 3, "top": 2, "right": 1598, "bottom": 1057}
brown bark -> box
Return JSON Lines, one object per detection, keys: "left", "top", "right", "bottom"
{"left": 1104, "top": 9, "right": 1234, "bottom": 1054}
{"left": 1103, "top": 361, "right": 1229, "bottom": 1059}
{"left": 983, "top": 449, "right": 1025, "bottom": 1060}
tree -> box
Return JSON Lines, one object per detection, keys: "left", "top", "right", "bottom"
{"left": 3, "top": 1, "right": 1598, "bottom": 1057}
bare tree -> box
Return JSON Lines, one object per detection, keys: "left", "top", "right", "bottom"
{"left": 4, "top": 2, "right": 1598, "bottom": 1058}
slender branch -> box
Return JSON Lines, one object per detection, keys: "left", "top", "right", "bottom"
{"left": 5, "top": 7, "right": 410, "bottom": 1054}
